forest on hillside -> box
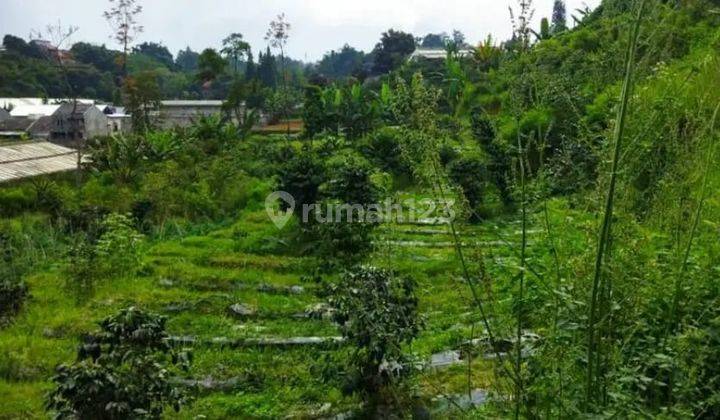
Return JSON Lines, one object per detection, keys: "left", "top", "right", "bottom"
{"left": 2, "top": 0, "right": 720, "bottom": 418}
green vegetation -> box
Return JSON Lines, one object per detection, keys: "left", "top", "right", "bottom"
{"left": 2, "top": 0, "right": 720, "bottom": 417}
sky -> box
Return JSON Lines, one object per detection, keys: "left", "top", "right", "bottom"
{"left": 0, "top": 0, "right": 600, "bottom": 62}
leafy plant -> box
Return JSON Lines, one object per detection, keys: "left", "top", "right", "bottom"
{"left": 47, "top": 307, "right": 192, "bottom": 419}
{"left": 328, "top": 266, "right": 422, "bottom": 410}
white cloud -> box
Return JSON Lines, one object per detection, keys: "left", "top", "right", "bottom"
{"left": 0, "top": 0, "right": 600, "bottom": 61}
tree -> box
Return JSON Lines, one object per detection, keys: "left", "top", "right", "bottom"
{"left": 222, "top": 79, "right": 259, "bottom": 139}
{"left": 133, "top": 41, "right": 174, "bottom": 69}
{"left": 452, "top": 29, "right": 466, "bottom": 47}
{"left": 420, "top": 32, "right": 449, "bottom": 48}
{"left": 371, "top": 29, "right": 415, "bottom": 75}
{"left": 245, "top": 49, "right": 257, "bottom": 80}
{"left": 265, "top": 13, "right": 292, "bottom": 136}
{"left": 316, "top": 44, "right": 365, "bottom": 80}
{"left": 552, "top": 0, "right": 568, "bottom": 33}
{"left": 328, "top": 267, "right": 422, "bottom": 410}
{"left": 221, "top": 33, "right": 250, "bottom": 76}
{"left": 103, "top": 0, "right": 144, "bottom": 78}
{"left": 123, "top": 71, "right": 161, "bottom": 134}
{"left": 47, "top": 307, "right": 191, "bottom": 419}
{"left": 71, "top": 42, "right": 118, "bottom": 73}
{"left": 175, "top": 47, "right": 199, "bottom": 73}
{"left": 537, "top": 17, "right": 552, "bottom": 40}
{"left": 2, "top": 35, "right": 45, "bottom": 59}
{"left": 196, "top": 48, "right": 226, "bottom": 83}
{"left": 257, "top": 48, "right": 277, "bottom": 88}
{"left": 31, "top": 22, "right": 85, "bottom": 186}
{"left": 509, "top": 0, "right": 535, "bottom": 52}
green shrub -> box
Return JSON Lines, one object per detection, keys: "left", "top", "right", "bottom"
{"left": 328, "top": 266, "right": 422, "bottom": 409}
{"left": 0, "top": 187, "right": 35, "bottom": 217}
{"left": 47, "top": 307, "right": 191, "bottom": 419}
{"left": 0, "top": 280, "right": 28, "bottom": 324}
{"left": 447, "top": 155, "right": 489, "bottom": 221}
{"left": 360, "top": 127, "right": 410, "bottom": 175}
{"left": 276, "top": 146, "right": 326, "bottom": 220}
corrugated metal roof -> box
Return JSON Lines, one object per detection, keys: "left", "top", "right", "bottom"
{"left": 9, "top": 104, "right": 61, "bottom": 118}
{"left": 161, "top": 100, "right": 224, "bottom": 107}
{"left": 409, "top": 49, "right": 472, "bottom": 60}
{"left": 0, "top": 142, "right": 79, "bottom": 183}
{"left": 0, "top": 98, "right": 95, "bottom": 108}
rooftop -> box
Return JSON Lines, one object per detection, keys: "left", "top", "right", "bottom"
{"left": 0, "top": 98, "right": 95, "bottom": 109}
{"left": 409, "top": 48, "right": 472, "bottom": 60}
{"left": 9, "top": 104, "right": 61, "bottom": 118}
{"left": 161, "top": 100, "right": 224, "bottom": 107}
{"left": 0, "top": 141, "right": 79, "bottom": 183}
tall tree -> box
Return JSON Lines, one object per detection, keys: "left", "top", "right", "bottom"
{"left": 31, "top": 23, "right": 84, "bottom": 186}
{"left": 452, "top": 29, "right": 466, "bottom": 47}
{"left": 103, "top": 0, "right": 144, "bottom": 79}
{"left": 421, "top": 32, "right": 449, "bottom": 48}
{"left": 265, "top": 13, "right": 291, "bottom": 135}
{"left": 221, "top": 33, "right": 250, "bottom": 76}
{"left": 552, "top": 0, "right": 568, "bottom": 33}
{"left": 70, "top": 42, "right": 118, "bottom": 73}
{"left": 196, "top": 48, "right": 226, "bottom": 83}
{"left": 317, "top": 44, "right": 364, "bottom": 80}
{"left": 371, "top": 29, "right": 415, "bottom": 74}
{"left": 133, "top": 41, "right": 174, "bottom": 69}
{"left": 123, "top": 70, "right": 161, "bottom": 134}
{"left": 245, "top": 49, "right": 257, "bottom": 80}
{"left": 175, "top": 47, "right": 199, "bottom": 73}
{"left": 257, "top": 48, "right": 277, "bottom": 88}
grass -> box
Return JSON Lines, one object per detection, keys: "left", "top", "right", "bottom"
{"left": 0, "top": 186, "right": 561, "bottom": 418}
{"left": 585, "top": 0, "right": 646, "bottom": 406}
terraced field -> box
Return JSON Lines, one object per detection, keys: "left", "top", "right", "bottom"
{"left": 0, "top": 194, "right": 567, "bottom": 418}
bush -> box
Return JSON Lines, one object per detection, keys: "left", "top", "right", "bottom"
{"left": 276, "top": 146, "right": 326, "bottom": 220}
{"left": 0, "top": 187, "right": 35, "bottom": 217}
{"left": 64, "top": 213, "right": 143, "bottom": 298}
{"left": 308, "top": 157, "right": 382, "bottom": 266}
{"left": 328, "top": 266, "right": 422, "bottom": 410}
{"left": 360, "top": 127, "right": 409, "bottom": 175}
{"left": 447, "top": 155, "right": 488, "bottom": 221}
{"left": 47, "top": 307, "right": 191, "bottom": 419}
{"left": 0, "top": 224, "right": 29, "bottom": 323}
{"left": 0, "top": 280, "right": 28, "bottom": 324}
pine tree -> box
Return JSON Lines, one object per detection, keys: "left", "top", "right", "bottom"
{"left": 245, "top": 49, "right": 257, "bottom": 80}
{"left": 257, "top": 47, "right": 277, "bottom": 88}
{"left": 552, "top": 0, "right": 568, "bottom": 33}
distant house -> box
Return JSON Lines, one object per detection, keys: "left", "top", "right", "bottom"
{"left": 97, "top": 104, "right": 132, "bottom": 134}
{"left": 0, "top": 116, "right": 54, "bottom": 140}
{"left": 409, "top": 48, "right": 472, "bottom": 60}
{"left": 157, "top": 100, "right": 225, "bottom": 128}
{"left": 0, "top": 108, "right": 9, "bottom": 122}
{"left": 50, "top": 103, "right": 109, "bottom": 146}
{"left": 0, "top": 104, "right": 58, "bottom": 140}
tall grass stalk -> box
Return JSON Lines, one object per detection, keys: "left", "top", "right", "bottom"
{"left": 429, "top": 158, "right": 519, "bottom": 386}
{"left": 585, "top": 0, "right": 647, "bottom": 408}
{"left": 514, "top": 128, "right": 528, "bottom": 419}
{"left": 668, "top": 102, "right": 720, "bottom": 332}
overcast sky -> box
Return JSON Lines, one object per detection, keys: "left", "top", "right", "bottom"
{"left": 1, "top": 0, "right": 600, "bottom": 62}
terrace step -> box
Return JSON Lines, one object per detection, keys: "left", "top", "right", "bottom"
{"left": 167, "top": 335, "right": 344, "bottom": 349}
{"left": 379, "top": 240, "right": 510, "bottom": 248}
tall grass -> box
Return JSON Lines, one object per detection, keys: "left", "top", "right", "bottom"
{"left": 667, "top": 102, "right": 720, "bottom": 333}
{"left": 514, "top": 126, "right": 528, "bottom": 419}
{"left": 585, "top": 0, "right": 647, "bottom": 408}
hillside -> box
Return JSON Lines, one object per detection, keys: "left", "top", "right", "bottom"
{"left": 1, "top": 0, "right": 720, "bottom": 418}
